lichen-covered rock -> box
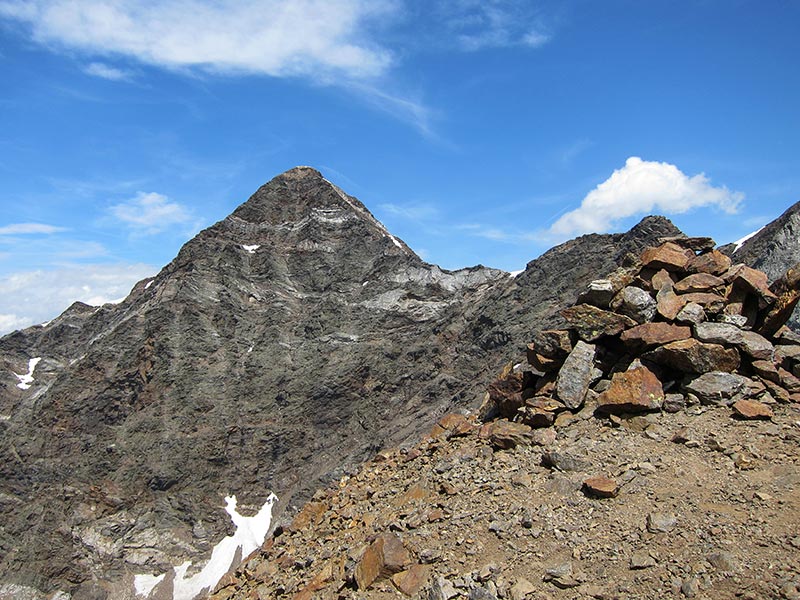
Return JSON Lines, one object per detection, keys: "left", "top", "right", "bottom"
{"left": 561, "top": 304, "right": 637, "bottom": 341}
{"left": 644, "top": 339, "right": 740, "bottom": 374}
{"left": 610, "top": 286, "right": 657, "bottom": 324}
{"left": 596, "top": 365, "right": 664, "bottom": 413}
{"left": 620, "top": 323, "right": 691, "bottom": 350}
{"left": 556, "top": 341, "right": 597, "bottom": 409}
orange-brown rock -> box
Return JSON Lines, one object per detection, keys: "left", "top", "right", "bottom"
{"left": 620, "top": 322, "right": 691, "bottom": 350}
{"left": 597, "top": 366, "right": 664, "bottom": 413}
{"left": 293, "top": 559, "right": 343, "bottom": 600}
{"left": 651, "top": 269, "right": 674, "bottom": 291}
{"left": 487, "top": 420, "right": 533, "bottom": 449}
{"left": 432, "top": 413, "right": 474, "bottom": 438}
{"left": 644, "top": 339, "right": 740, "bottom": 373}
{"left": 526, "top": 345, "right": 561, "bottom": 372}
{"left": 288, "top": 500, "right": 329, "bottom": 532}
{"left": 561, "top": 304, "right": 637, "bottom": 341}
{"left": 583, "top": 476, "right": 619, "bottom": 498}
{"left": 641, "top": 242, "right": 693, "bottom": 271}
{"left": 530, "top": 329, "right": 574, "bottom": 359}
{"left": 687, "top": 250, "right": 732, "bottom": 275}
{"left": 656, "top": 285, "right": 686, "bottom": 320}
{"left": 355, "top": 533, "right": 412, "bottom": 590}
{"left": 677, "top": 292, "right": 726, "bottom": 313}
{"left": 486, "top": 372, "right": 526, "bottom": 418}
{"left": 392, "top": 564, "right": 431, "bottom": 596}
{"left": 755, "top": 262, "right": 800, "bottom": 337}
{"left": 732, "top": 399, "right": 774, "bottom": 420}
{"left": 674, "top": 273, "right": 726, "bottom": 293}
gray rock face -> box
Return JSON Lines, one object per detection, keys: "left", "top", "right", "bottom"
{"left": 0, "top": 168, "right": 684, "bottom": 598}
{"left": 723, "top": 200, "right": 800, "bottom": 329}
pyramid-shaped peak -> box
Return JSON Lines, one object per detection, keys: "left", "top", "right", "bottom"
{"left": 222, "top": 166, "right": 414, "bottom": 257}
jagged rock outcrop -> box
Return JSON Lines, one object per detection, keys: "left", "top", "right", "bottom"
{"left": 721, "top": 200, "right": 800, "bottom": 329}
{"left": 209, "top": 241, "right": 800, "bottom": 600}
{"left": 0, "top": 168, "right": 683, "bottom": 599}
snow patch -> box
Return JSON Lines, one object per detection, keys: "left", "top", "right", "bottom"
{"left": 133, "top": 573, "right": 165, "bottom": 597}
{"left": 144, "top": 280, "right": 154, "bottom": 290}
{"left": 733, "top": 227, "right": 764, "bottom": 252}
{"left": 509, "top": 269, "right": 524, "bottom": 278}
{"left": 135, "top": 493, "right": 278, "bottom": 600}
{"left": 242, "top": 244, "right": 260, "bottom": 254}
{"left": 14, "top": 357, "right": 41, "bottom": 390}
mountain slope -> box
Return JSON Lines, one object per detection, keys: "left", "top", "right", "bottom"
{"left": 1, "top": 167, "right": 683, "bottom": 599}
{"left": 720, "top": 200, "right": 800, "bottom": 329}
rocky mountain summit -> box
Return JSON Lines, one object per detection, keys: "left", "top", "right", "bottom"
{"left": 209, "top": 239, "right": 800, "bottom": 600}
{"left": 0, "top": 167, "right": 798, "bottom": 600}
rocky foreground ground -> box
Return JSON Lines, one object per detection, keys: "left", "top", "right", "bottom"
{"left": 209, "top": 238, "right": 800, "bottom": 600}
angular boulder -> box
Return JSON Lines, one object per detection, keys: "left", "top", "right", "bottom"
{"left": 641, "top": 242, "right": 693, "bottom": 271}
{"left": 610, "top": 286, "right": 657, "bottom": 324}
{"left": 556, "top": 341, "right": 597, "bottom": 409}
{"left": 620, "top": 322, "right": 691, "bottom": 350}
{"left": 644, "top": 339, "right": 740, "bottom": 374}
{"left": 674, "top": 273, "right": 726, "bottom": 293}
{"left": 694, "top": 322, "right": 774, "bottom": 360}
{"left": 687, "top": 250, "right": 731, "bottom": 275}
{"left": 596, "top": 365, "right": 664, "bottom": 413}
{"left": 683, "top": 371, "right": 751, "bottom": 405}
{"left": 561, "top": 304, "right": 637, "bottom": 341}
{"left": 656, "top": 285, "right": 686, "bottom": 320}
{"left": 577, "top": 279, "right": 616, "bottom": 308}
{"left": 732, "top": 400, "right": 773, "bottom": 420}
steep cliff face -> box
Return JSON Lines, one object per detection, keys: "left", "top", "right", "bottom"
{"left": 721, "top": 200, "right": 800, "bottom": 329}
{"left": 0, "top": 168, "right": 683, "bottom": 599}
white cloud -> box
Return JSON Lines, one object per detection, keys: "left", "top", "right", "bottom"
{"left": 109, "top": 192, "right": 193, "bottom": 234}
{"left": 0, "top": 263, "right": 156, "bottom": 335}
{"left": 0, "top": 223, "right": 66, "bottom": 234}
{"left": 549, "top": 157, "right": 744, "bottom": 238}
{"left": 84, "top": 61, "right": 132, "bottom": 81}
{"left": 439, "top": 0, "right": 552, "bottom": 51}
{"left": 0, "top": 0, "right": 396, "bottom": 80}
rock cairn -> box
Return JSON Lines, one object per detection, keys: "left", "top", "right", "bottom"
{"left": 482, "top": 237, "right": 800, "bottom": 432}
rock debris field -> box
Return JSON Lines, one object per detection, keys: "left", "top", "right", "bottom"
{"left": 210, "top": 238, "right": 800, "bottom": 600}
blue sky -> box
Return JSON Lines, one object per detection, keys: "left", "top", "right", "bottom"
{"left": 1, "top": 0, "right": 799, "bottom": 333}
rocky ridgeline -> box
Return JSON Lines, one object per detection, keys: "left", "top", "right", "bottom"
{"left": 208, "top": 241, "right": 800, "bottom": 600}
{"left": 483, "top": 236, "right": 800, "bottom": 435}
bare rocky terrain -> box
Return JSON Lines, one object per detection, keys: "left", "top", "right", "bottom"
{"left": 210, "top": 238, "right": 800, "bottom": 600}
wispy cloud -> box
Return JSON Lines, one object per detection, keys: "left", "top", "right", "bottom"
{"left": 0, "top": 223, "right": 66, "bottom": 235}
{"left": 0, "top": 0, "right": 397, "bottom": 79}
{"left": 549, "top": 157, "right": 744, "bottom": 239}
{"left": 109, "top": 192, "right": 194, "bottom": 235}
{"left": 84, "top": 61, "right": 133, "bottom": 81}
{"left": 437, "top": 0, "right": 553, "bottom": 51}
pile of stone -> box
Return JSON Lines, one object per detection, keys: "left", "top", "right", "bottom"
{"left": 482, "top": 237, "right": 800, "bottom": 432}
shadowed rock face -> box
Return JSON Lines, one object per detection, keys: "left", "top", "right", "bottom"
{"left": 721, "top": 200, "right": 800, "bottom": 329}
{"left": 0, "top": 167, "right": 682, "bottom": 598}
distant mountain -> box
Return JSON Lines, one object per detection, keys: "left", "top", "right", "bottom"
{"left": 720, "top": 200, "right": 800, "bottom": 329}
{"left": 0, "top": 167, "right": 685, "bottom": 599}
